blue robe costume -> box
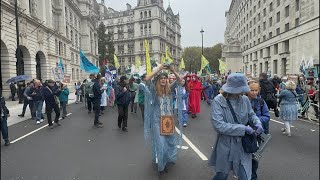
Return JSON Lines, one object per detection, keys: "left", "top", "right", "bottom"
{"left": 144, "top": 80, "right": 183, "bottom": 172}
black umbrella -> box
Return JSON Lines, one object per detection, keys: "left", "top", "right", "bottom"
{"left": 6, "top": 75, "right": 30, "bottom": 84}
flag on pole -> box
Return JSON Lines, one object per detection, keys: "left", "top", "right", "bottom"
{"left": 161, "top": 53, "right": 166, "bottom": 64}
{"left": 58, "top": 57, "right": 65, "bottom": 73}
{"left": 165, "top": 47, "right": 174, "bottom": 64}
{"left": 219, "top": 59, "right": 226, "bottom": 74}
{"left": 200, "top": 55, "right": 209, "bottom": 71}
{"left": 135, "top": 56, "right": 141, "bottom": 69}
{"left": 145, "top": 39, "right": 151, "bottom": 75}
{"left": 80, "top": 50, "right": 99, "bottom": 74}
{"left": 179, "top": 58, "right": 185, "bottom": 70}
{"left": 114, "top": 54, "right": 120, "bottom": 69}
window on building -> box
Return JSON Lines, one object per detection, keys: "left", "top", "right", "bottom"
{"left": 144, "top": 11, "right": 147, "bottom": 18}
{"left": 149, "top": 10, "right": 151, "bottom": 17}
{"left": 55, "top": 39, "right": 58, "bottom": 54}
{"left": 258, "top": 25, "right": 261, "bottom": 33}
{"left": 269, "top": 32, "right": 272, "bottom": 39}
{"left": 269, "top": 17, "right": 273, "bottom": 27}
{"left": 65, "top": 7, "right": 68, "bottom": 19}
{"left": 285, "top": 6, "right": 289, "bottom": 17}
{"left": 250, "top": 21, "right": 252, "bottom": 28}
{"left": 263, "top": 8, "right": 266, "bottom": 17}
{"left": 285, "top": 23, "right": 289, "bottom": 31}
{"left": 140, "top": 41, "right": 143, "bottom": 51}
{"left": 258, "top": 13, "right": 260, "bottom": 21}
{"left": 277, "top": 12, "right": 280, "bottom": 22}
{"left": 276, "top": 28, "right": 280, "bottom": 35}
{"left": 250, "top": 10, "right": 252, "bottom": 17}
{"left": 149, "top": 23, "right": 152, "bottom": 35}
{"left": 259, "top": 63, "right": 263, "bottom": 74}
{"left": 72, "top": 68, "right": 75, "bottom": 80}
{"left": 71, "top": 52, "right": 74, "bottom": 62}
{"left": 75, "top": 34, "right": 78, "bottom": 48}
{"left": 263, "top": 21, "right": 266, "bottom": 30}
{"left": 277, "top": 0, "right": 280, "bottom": 6}
{"left": 70, "top": 12, "right": 72, "bottom": 24}
{"left": 296, "top": 0, "right": 300, "bottom": 11}
{"left": 58, "top": 41, "right": 63, "bottom": 56}
{"left": 269, "top": 2, "right": 273, "bottom": 12}
{"left": 258, "top": 38, "right": 260, "bottom": 43}
{"left": 254, "top": 6, "right": 256, "bottom": 13}
{"left": 295, "top": 18, "right": 299, "bottom": 27}
{"left": 273, "top": 60, "right": 278, "bottom": 74}
{"left": 266, "top": 46, "right": 270, "bottom": 56}
{"left": 263, "top": 35, "right": 266, "bottom": 41}
{"left": 253, "top": 29, "right": 256, "bottom": 36}
{"left": 260, "top": 49, "right": 263, "bottom": 58}
{"left": 140, "top": 12, "right": 143, "bottom": 19}
{"left": 284, "top": 40, "right": 289, "bottom": 52}
{"left": 66, "top": 26, "right": 69, "bottom": 38}
{"left": 64, "top": 44, "right": 66, "bottom": 56}
{"left": 274, "top": 44, "right": 278, "bottom": 54}
{"left": 70, "top": 30, "right": 73, "bottom": 45}
{"left": 258, "top": 1, "right": 261, "bottom": 8}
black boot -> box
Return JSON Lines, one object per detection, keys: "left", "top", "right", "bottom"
{"left": 4, "top": 140, "right": 10, "bottom": 146}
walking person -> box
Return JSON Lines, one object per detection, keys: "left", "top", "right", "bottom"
{"left": 176, "top": 78, "right": 189, "bottom": 127}
{"left": 0, "top": 89, "right": 10, "bottom": 146}
{"left": 115, "top": 76, "right": 131, "bottom": 132}
{"left": 59, "top": 83, "right": 69, "bottom": 119}
{"left": 75, "top": 81, "right": 81, "bottom": 104}
{"left": 143, "top": 64, "right": 182, "bottom": 173}
{"left": 188, "top": 74, "right": 202, "bottom": 118}
{"left": 85, "top": 74, "right": 96, "bottom": 113}
{"left": 42, "top": 80, "right": 61, "bottom": 129}
{"left": 31, "top": 80, "right": 45, "bottom": 125}
{"left": 138, "top": 74, "right": 146, "bottom": 122}
{"left": 92, "top": 74, "right": 105, "bottom": 128}
{"left": 18, "top": 83, "right": 30, "bottom": 117}
{"left": 100, "top": 77, "right": 108, "bottom": 115}
{"left": 19, "top": 81, "right": 36, "bottom": 119}
{"left": 209, "top": 73, "right": 263, "bottom": 180}
{"left": 9, "top": 82, "right": 17, "bottom": 101}
{"left": 278, "top": 81, "right": 299, "bottom": 136}
{"left": 246, "top": 81, "right": 270, "bottom": 180}
{"left": 259, "top": 73, "right": 278, "bottom": 116}
{"left": 80, "top": 80, "right": 86, "bottom": 103}
{"left": 129, "top": 77, "right": 138, "bottom": 113}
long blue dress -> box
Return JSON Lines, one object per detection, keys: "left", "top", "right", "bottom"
{"left": 144, "top": 81, "right": 179, "bottom": 172}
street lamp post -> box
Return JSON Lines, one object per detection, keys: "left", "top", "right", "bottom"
{"left": 200, "top": 28, "right": 204, "bottom": 55}
{"left": 200, "top": 28, "right": 204, "bottom": 74}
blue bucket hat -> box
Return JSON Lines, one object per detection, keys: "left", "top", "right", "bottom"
{"left": 221, "top": 73, "right": 250, "bottom": 94}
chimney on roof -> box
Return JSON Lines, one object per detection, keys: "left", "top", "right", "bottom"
{"left": 126, "top": 3, "right": 132, "bottom": 10}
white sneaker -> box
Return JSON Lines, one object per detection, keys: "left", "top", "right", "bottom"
{"left": 36, "top": 121, "right": 40, "bottom": 125}
{"left": 183, "top": 123, "right": 187, "bottom": 127}
{"left": 40, "top": 119, "right": 44, "bottom": 123}
{"left": 281, "top": 128, "right": 286, "bottom": 132}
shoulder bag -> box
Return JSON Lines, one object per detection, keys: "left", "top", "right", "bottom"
{"left": 226, "top": 98, "right": 259, "bottom": 153}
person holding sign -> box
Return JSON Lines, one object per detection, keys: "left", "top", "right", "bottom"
{"left": 144, "top": 63, "right": 182, "bottom": 174}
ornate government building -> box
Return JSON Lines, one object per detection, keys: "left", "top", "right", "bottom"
{"left": 222, "top": 0, "right": 319, "bottom": 77}
{"left": 1, "top": 0, "right": 99, "bottom": 96}
{"left": 98, "top": 0, "right": 182, "bottom": 72}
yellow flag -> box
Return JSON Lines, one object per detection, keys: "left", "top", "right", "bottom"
{"left": 145, "top": 39, "right": 151, "bottom": 75}
{"left": 219, "top": 59, "right": 226, "bottom": 74}
{"left": 200, "top": 55, "right": 209, "bottom": 71}
{"left": 135, "top": 56, "right": 141, "bottom": 69}
{"left": 179, "top": 58, "right": 185, "bottom": 70}
{"left": 161, "top": 53, "right": 166, "bottom": 64}
{"left": 114, "top": 54, "right": 120, "bottom": 68}
{"left": 165, "top": 47, "right": 174, "bottom": 64}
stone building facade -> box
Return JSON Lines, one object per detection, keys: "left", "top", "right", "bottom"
{"left": 222, "top": 0, "right": 319, "bottom": 77}
{"left": 99, "top": 0, "right": 182, "bottom": 72}
{"left": 0, "top": 0, "right": 99, "bottom": 96}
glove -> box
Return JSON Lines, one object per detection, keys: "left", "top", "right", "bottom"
{"left": 255, "top": 124, "right": 264, "bottom": 135}
{"left": 245, "top": 126, "right": 255, "bottom": 135}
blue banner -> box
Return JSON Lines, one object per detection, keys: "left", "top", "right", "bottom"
{"left": 58, "top": 57, "right": 65, "bottom": 73}
{"left": 80, "top": 50, "right": 99, "bottom": 74}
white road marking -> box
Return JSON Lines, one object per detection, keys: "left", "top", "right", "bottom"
{"left": 175, "top": 127, "right": 208, "bottom": 161}
{"left": 311, "top": 129, "right": 316, "bottom": 132}
{"left": 270, "top": 119, "right": 294, "bottom": 127}
{"left": 11, "top": 113, "right": 72, "bottom": 144}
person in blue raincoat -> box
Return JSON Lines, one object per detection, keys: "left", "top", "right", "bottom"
{"left": 209, "top": 73, "right": 263, "bottom": 180}
{"left": 246, "top": 81, "right": 270, "bottom": 180}
{"left": 144, "top": 63, "right": 182, "bottom": 174}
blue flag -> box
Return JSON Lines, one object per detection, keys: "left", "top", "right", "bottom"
{"left": 80, "top": 50, "right": 99, "bottom": 74}
{"left": 58, "top": 57, "right": 65, "bottom": 73}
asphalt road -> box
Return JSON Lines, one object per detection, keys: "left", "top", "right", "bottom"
{"left": 1, "top": 101, "right": 319, "bottom": 180}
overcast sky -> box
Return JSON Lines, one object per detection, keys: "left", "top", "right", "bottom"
{"left": 99, "top": 0, "right": 232, "bottom": 48}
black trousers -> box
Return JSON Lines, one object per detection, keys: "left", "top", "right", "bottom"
{"left": 118, "top": 105, "right": 128, "bottom": 128}
{"left": 86, "top": 95, "right": 93, "bottom": 112}
{"left": 21, "top": 99, "right": 28, "bottom": 115}
{"left": 92, "top": 99, "right": 101, "bottom": 125}
{"left": 46, "top": 104, "right": 60, "bottom": 126}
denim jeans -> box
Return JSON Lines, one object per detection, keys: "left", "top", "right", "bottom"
{"left": 1, "top": 116, "right": 9, "bottom": 140}
{"left": 251, "top": 159, "right": 259, "bottom": 180}
{"left": 34, "top": 100, "right": 44, "bottom": 121}
{"left": 182, "top": 110, "right": 188, "bottom": 124}
{"left": 213, "top": 164, "right": 247, "bottom": 180}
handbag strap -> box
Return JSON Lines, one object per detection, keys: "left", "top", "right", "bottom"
{"left": 226, "top": 98, "right": 240, "bottom": 124}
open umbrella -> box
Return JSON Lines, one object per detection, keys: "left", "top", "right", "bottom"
{"left": 6, "top": 75, "right": 30, "bottom": 84}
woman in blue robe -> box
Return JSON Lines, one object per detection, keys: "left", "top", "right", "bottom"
{"left": 144, "top": 64, "right": 182, "bottom": 173}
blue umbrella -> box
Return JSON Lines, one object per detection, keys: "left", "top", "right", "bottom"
{"left": 6, "top": 75, "right": 30, "bottom": 83}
